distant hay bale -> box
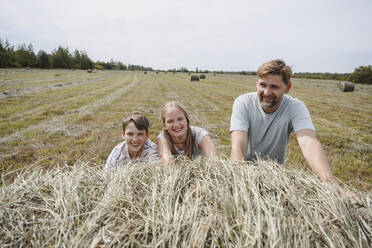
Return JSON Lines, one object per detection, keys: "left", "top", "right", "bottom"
{"left": 200, "top": 74, "right": 206, "bottom": 79}
{"left": 144, "top": 71, "right": 147, "bottom": 74}
{"left": 190, "top": 75, "right": 200, "bottom": 81}
{"left": 0, "top": 159, "right": 370, "bottom": 247}
{"left": 339, "top": 82, "right": 355, "bottom": 92}
{"left": 87, "top": 69, "right": 92, "bottom": 73}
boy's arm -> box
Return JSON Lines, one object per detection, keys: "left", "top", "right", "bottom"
{"left": 156, "top": 136, "right": 173, "bottom": 164}
{"left": 231, "top": 130, "right": 248, "bottom": 162}
{"left": 200, "top": 135, "right": 219, "bottom": 160}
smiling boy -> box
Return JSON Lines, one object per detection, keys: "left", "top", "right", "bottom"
{"left": 105, "top": 112, "right": 159, "bottom": 171}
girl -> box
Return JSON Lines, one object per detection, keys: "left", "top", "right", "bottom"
{"left": 157, "top": 101, "right": 218, "bottom": 164}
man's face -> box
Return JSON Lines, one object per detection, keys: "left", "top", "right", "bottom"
{"left": 122, "top": 122, "right": 149, "bottom": 159}
{"left": 256, "top": 74, "right": 291, "bottom": 113}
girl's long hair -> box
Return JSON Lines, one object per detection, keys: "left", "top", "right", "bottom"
{"left": 161, "top": 101, "right": 194, "bottom": 159}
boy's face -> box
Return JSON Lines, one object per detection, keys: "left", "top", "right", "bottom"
{"left": 122, "top": 121, "right": 149, "bottom": 159}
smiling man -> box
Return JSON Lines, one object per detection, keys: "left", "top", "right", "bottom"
{"left": 230, "top": 59, "right": 348, "bottom": 196}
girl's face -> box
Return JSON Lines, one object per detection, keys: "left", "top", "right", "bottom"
{"left": 122, "top": 122, "right": 149, "bottom": 159}
{"left": 163, "top": 107, "right": 188, "bottom": 142}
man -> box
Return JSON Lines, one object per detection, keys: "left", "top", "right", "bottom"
{"left": 230, "top": 59, "right": 349, "bottom": 197}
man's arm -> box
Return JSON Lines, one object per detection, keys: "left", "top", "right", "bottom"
{"left": 297, "top": 129, "right": 358, "bottom": 203}
{"left": 296, "top": 129, "right": 336, "bottom": 182}
{"left": 294, "top": 129, "right": 358, "bottom": 201}
{"left": 231, "top": 130, "right": 248, "bottom": 162}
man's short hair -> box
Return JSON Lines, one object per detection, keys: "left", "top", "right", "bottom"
{"left": 257, "top": 59, "right": 292, "bottom": 84}
{"left": 122, "top": 112, "right": 149, "bottom": 133}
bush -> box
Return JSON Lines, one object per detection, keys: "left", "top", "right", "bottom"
{"left": 0, "top": 159, "right": 370, "bottom": 247}
{"left": 11, "top": 62, "right": 22, "bottom": 68}
{"left": 348, "top": 65, "right": 372, "bottom": 84}
{"left": 94, "top": 64, "right": 104, "bottom": 70}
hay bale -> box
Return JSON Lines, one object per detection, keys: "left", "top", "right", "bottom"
{"left": 87, "top": 69, "right": 92, "bottom": 73}
{"left": 200, "top": 74, "right": 206, "bottom": 79}
{"left": 144, "top": 71, "right": 147, "bottom": 74}
{"left": 339, "top": 82, "right": 355, "bottom": 92}
{"left": 190, "top": 75, "right": 200, "bottom": 81}
{"left": 0, "top": 159, "right": 370, "bottom": 247}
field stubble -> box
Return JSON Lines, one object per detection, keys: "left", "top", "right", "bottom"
{"left": 0, "top": 69, "right": 371, "bottom": 190}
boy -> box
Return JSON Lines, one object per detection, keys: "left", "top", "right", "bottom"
{"left": 105, "top": 112, "right": 159, "bottom": 171}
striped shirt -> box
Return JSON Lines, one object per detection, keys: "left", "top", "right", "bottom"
{"left": 105, "top": 139, "right": 159, "bottom": 171}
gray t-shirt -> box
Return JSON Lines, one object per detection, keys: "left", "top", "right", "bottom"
{"left": 230, "top": 92, "right": 315, "bottom": 164}
{"left": 105, "top": 139, "right": 159, "bottom": 171}
{"left": 158, "top": 126, "right": 208, "bottom": 158}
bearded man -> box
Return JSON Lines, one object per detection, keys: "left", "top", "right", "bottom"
{"left": 230, "top": 59, "right": 352, "bottom": 199}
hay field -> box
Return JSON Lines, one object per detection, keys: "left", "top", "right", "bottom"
{"left": 0, "top": 69, "right": 371, "bottom": 247}
{"left": 1, "top": 69, "right": 371, "bottom": 189}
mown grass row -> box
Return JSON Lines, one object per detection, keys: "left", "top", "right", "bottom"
{"left": 0, "top": 73, "right": 134, "bottom": 136}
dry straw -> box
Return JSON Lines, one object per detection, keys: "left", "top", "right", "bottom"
{"left": 0, "top": 158, "right": 370, "bottom": 247}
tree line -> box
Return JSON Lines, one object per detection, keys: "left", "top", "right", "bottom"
{"left": 1, "top": 38, "right": 370, "bottom": 84}
{"left": 0, "top": 38, "right": 152, "bottom": 71}
{"left": 291, "top": 68, "right": 372, "bottom": 85}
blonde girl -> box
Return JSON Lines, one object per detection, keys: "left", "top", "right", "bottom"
{"left": 157, "top": 101, "right": 218, "bottom": 164}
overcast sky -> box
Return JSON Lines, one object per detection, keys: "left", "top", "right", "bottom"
{"left": 1, "top": 0, "right": 371, "bottom": 72}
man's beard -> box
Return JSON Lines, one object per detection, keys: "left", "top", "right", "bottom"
{"left": 259, "top": 94, "right": 277, "bottom": 109}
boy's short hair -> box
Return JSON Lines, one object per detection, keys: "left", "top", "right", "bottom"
{"left": 122, "top": 112, "right": 149, "bottom": 133}
{"left": 257, "top": 59, "right": 292, "bottom": 84}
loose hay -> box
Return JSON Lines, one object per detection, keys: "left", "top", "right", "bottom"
{"left": 0, "top": 159, "right": 371, "bottom": 247}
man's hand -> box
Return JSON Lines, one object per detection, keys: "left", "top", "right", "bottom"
{"left": 328, "top": 180, "right": 360, "bottom": 204}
